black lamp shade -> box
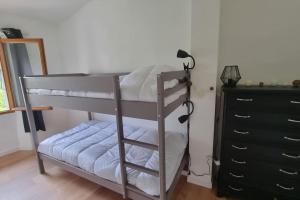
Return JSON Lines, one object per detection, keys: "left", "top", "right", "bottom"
{"left": 178, "top": 115, "right": 189, "bottom": 124}
{"left": 220, "top": 65, "right": 241, "bottom": 87}
{"left": 177, "top": 49, "right": 190, "bottom": 58}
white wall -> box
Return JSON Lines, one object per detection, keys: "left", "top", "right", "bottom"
{"left": 218, "top": 0, "right": 300, "bottom": 85}
{"left": 188, "top": 0, "right": 220, "bottom": 188}
{"left": 0, "top": 113, "right": 18, "bottom": 156}
{"left": 0, "top": 12, "right": 66, "bottom": 153}
{"left": 58, "top": 0, "right": 191, "bottom": 74}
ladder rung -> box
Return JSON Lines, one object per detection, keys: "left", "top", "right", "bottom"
{"left": 122, "top": 138, "right": 158, "bottom": 151}
{"left": 124, "top": 162, "right": 159, "bottom": 177}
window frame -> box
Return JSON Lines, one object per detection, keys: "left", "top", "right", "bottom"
{"left": 0, "top": 38, "right": 48, "bottom": 114}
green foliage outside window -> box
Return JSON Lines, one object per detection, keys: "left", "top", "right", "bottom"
{"left": 0, "top": 89, "right": 6, "bottom": 111}
{"left": 0, "top": 77, "right": 8, "bottom": 111}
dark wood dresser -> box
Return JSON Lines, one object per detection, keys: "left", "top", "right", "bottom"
{"left": 216, "top": 86, "right": 300, "bottom": 200}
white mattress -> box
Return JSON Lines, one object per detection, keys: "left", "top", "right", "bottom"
{"left": 38, "top": 120, "right": 187, "bottom": 196}
{"left": 28, "top": 65, "right": 186, "bottom": 106}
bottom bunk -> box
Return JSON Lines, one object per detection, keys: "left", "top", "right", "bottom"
{"left": 38, "top": 120, "right": 187, "bottom": 198}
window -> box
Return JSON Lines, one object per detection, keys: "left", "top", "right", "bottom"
{"left": 0, "top": 38, "right": 48, "bottom": 114}
{"left": 0, "top": 41, "right": 14, "bottom": 114}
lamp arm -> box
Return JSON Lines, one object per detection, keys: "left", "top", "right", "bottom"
{"left": 183, "top": 100, "right": 194, "bottom": 115}
{"left": 183, "top": 56, "right": 195, "bottom": 71}
{"left": 189, "top": 55, "right": 195, "bottom": 70}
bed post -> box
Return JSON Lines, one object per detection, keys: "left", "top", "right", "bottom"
{"left": 157, "top": 74, "right": 166, "bottom": 200}
{"left": 113, "top": 75, "right": 128, "bottom": 199}
{"left": 186, "top": 69, "right": 191, "bottom": 166}
{"left": 19, "top": 76, "right": 45, "bottom": 174}
{"left": 87, "top": 112, "right": 93, "bottom": 120}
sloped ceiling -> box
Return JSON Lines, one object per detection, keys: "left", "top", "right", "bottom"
{"left": 0, "top": 0, "right": 91, "bottom": 23}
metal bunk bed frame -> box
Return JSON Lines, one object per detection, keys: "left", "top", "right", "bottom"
{"left": 19, "top": 70, "right": 191, "bottom": 200}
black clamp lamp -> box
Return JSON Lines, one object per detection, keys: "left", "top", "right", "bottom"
{"left": 176, "top": 49, "right": 195, "bottom": 123}
{"left": 178, "top": 100, "right": 194, "bottom": 124}
{"left": 177, "top": 49, "right": 195, "bottom": 71}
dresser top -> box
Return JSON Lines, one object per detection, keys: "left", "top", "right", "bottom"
{"left": 223, "top": 85, "right": 300, "bottom": 94}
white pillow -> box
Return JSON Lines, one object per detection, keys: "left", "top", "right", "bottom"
{"left": 139, "top": 65, "right": 179, "bottom": 101}
{"left": 120, "top": 66, "right": 154, "bottom": 100}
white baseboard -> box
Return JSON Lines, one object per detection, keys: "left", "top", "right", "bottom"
{"left": 0, "top": 147, "right": 19, "bottom": 157}
{"left": 18, "top": 145, "right": 34, "bottom": 151}
{"left": 187, "top": 174, "right": 212, "bottom": 189}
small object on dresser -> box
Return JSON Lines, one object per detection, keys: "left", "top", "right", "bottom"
{"left": 259, "top": 82, "right": 264, "bottom": 87}
{"left": 271, "top": 80, "right": 279, "bottom": 86}
{"left": 292, "top": 80, "right": 300, "bottom": 88}
{"left": 220, "top": 65, "right": 241, "bottom": 87}
{"left": 245, "top": 80, "right": 253, "bottom": 86}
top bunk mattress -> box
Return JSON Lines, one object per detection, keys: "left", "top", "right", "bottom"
{"left": 38, "top": 120, "right": 187, "bottom": 196}
{"left": 28, "top": 65, "right": 186, "bottom": 105}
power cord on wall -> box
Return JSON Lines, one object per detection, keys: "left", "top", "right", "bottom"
{"left": 188, "top": 155, "right": 212, "bottom": 177}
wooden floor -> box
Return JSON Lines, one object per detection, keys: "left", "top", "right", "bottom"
{"left": 0, "top": 151, "right": 226, "bottom": 200}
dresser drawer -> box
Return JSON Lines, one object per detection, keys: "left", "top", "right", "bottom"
{"left": 219, "top": 174, "right": 300, "bottom": 200}
{"left": 227, "top": 93, "right": 300, "bottom": 113}
{"left": 222, "top": 159, "right": 300, "bottom": 182}
{"left": 222, "top": 141, "right": 300, "bottom": 167}
{"left": 259, "top": 178, "right": 300, "bottom": 199}
{"left": 226, "top": 111, "right": 300, "bottom": 130}
{"left": 218, "top": 180, "right": 254, "bottom": 199}
{"left": 224, "top": 127, "right": 300, "bottom": 148}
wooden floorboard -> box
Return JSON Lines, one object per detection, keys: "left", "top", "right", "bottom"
{"left": 0, "top": 151, "right": 227, "bottom": 200}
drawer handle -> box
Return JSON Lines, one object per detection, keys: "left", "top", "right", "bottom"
{"left": 232, "top": 145, "right": 248, "bottom": 150}
{"left": 233, "top": 129, "right": 250, "bottom": 135}
{"left": 291, "top": 100, "right": 300, "bottom": 104}
{"left": 284, "top": 136, "right": 300, "bottom": 142}
{"left": 279, "top": 169, "right": 298, "bottom": 176}
{"left": 234, "top": 114, "right": 251, "bottom": 119}
{"left": 288, "top": 119, "right": 300, "bottom": 123}
{"left": 282, "top": 153, "right": 300, "bottom": 159}
{"left": 229, "top": 172, "right": 245, "bottom": 178}
{"left": 236, "top": 98, "right": 253, "bottom": 102}
{"left": 228, "top": 185, "right": 244, "bottom": 192}
{"left": 276, "top": 184, "right": 295, "bottom": 191}
{"left": 231, "top": 158, "right": 247, "bottom": 165}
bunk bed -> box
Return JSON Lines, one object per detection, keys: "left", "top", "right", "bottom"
{"left": 19, "top": 66, "right": 192, "bottom": 200}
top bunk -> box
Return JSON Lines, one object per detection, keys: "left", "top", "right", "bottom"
{"left": 20, "top": 66, "right": 190, "bottom": 121}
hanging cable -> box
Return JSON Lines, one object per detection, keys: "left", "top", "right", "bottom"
{"left": 188, "top": 155, "right": 212, "bottom": 177}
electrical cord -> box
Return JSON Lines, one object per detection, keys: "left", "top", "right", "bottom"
{"left": 188, "top": 154, "right": 212, "bottom": 177}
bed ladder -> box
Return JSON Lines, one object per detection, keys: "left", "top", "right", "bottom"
{"left": 113, "top": 76, "right": 164, "bottom": 200}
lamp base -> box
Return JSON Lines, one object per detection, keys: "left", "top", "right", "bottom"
{"left": 223, "top": 83, "right": 237, "bottom": 88}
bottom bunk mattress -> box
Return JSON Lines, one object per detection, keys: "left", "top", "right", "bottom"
{"left": 38, "top": 120, "right": 187, "bottom": 196}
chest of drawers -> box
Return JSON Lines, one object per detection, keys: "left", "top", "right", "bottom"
{"left": 216, "top": 87, "right": 300, "bottom": 200}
